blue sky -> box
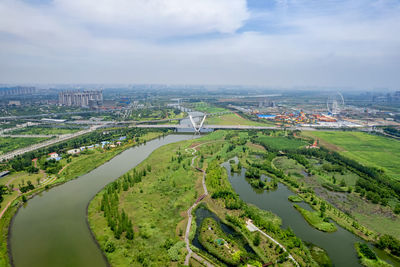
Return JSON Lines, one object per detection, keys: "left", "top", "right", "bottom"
{"left": 0, "top": 0, "right": 399, "bottom": 88}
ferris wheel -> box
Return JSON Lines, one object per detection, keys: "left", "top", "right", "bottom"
{"left": 326, "top": 92, "right": 344, "bottom": 115}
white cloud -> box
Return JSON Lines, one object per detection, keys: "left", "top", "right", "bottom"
{"left": 0, "top": 0, "right": 399, "bottom": 88}
{"left": 53, "top": 0, "right": 249, "bottom": 36}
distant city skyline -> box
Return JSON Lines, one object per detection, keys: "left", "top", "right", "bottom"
{"left": 0, "top": 0, "right": 399, "bottom": 89}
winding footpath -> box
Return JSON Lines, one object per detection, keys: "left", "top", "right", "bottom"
{"left": 184, "top": 145, "right": 213, "bottom": 267}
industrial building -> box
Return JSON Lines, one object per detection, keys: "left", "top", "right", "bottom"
{"left": 58, "top": 90, "right": 103, "bottom": 108}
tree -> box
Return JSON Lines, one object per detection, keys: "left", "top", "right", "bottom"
{"left": 358, "top": 243, "right": 377, "bottom": 260}
{"left": 320, "top": 202, "right": 326, "bottom": 217}
{"left": 253, "top": 232, "right": 261, "bottom": 246}
{"left": 105, "top": 241, "right": 115, "bottom": 253}
{"left": 340, "top": 179, "right": 346, "bottom": 187}
{"left": 394, "top": 204, "right": 400, "bottom": 215}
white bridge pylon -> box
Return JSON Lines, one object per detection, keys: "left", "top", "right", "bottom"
{"left": 189, "top": 115, "right": 207, "bottom": 134}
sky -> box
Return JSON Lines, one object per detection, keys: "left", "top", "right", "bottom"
{"left": 0, "top": 0, "right": 399, "bottom": 88}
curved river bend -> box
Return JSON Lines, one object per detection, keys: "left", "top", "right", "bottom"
{"left": 9, "top": 135, "right": 194, "bottom": 267}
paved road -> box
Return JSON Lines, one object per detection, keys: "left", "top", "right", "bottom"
{"left": 0, "top": 134, "right": 56, "bottom": 138}
{"left": 0, "top": 126, "right": 100, "bottom": 161}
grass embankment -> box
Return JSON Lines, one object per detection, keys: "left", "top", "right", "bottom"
{"left": 206, "top": 113, "right": 275, "bottom": 126}
{"left": 294, "top": 205, "right": 337, "bottom": 232}
{"left": 88, "top": 139, "right": 200, "bottom": 266}
{"left": 304, "top": 131, "right": 400, "bottom": 181}
{"left": 0, "top": 137, "right": 50, "bottom": 155}
{"left": 288, "top": 195, "right": 303, "bottom": 202}
{"left": 0, "top": 131, "right": 164, "bottom": 267}
{"left": 355, "top": 243, "right": 391, "bottom": 267}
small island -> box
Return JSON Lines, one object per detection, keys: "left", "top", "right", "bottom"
{"left": 288, "top": 195, "right": 303, "bottom": 202}
{"left": 294, "top": 205, "right": 337, "bottom": 232}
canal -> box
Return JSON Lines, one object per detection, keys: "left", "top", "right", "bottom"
{"left": 9, "top": 135, "right": 194, "bottom": 267}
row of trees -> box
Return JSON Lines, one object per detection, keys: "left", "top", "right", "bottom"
{"left": 100, "top": 166, "right": 151, "bottom": 241}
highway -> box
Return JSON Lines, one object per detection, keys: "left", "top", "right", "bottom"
{"left": 0, "top": 126, "right": 101, "bottom": 161}
{"left": 131, "top": 124, "right": 318, "bottom": 131}
{"left": 0, "top": 134, "right": 56, "bottom": 138}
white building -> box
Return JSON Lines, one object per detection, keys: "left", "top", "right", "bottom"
{"left": 67, "top": 149, "right": 80, "bottom": 155}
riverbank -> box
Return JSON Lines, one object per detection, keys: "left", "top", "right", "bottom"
{"left": 88, "top": 137, "right": 201, "bottom": 266}
{"left": 1, "top": 131, "right": 166, "bottom": 267}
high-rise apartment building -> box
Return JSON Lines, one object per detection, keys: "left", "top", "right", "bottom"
{"left": 58, "top": 90, "right": 103, "bottom": 107}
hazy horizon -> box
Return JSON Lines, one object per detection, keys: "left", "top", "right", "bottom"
{"left": 1, "top": 0, "right": 399, "bottom": 89}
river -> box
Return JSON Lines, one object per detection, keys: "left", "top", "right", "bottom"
{"left": 9, "top": 134, "right": 194, "bottom": 267}
{"left": 223, "top": 159, "right": 400, "bottom": 267}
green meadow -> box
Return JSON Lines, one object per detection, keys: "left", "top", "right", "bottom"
{"left": 307, "top": 131, "right": 400, "bottom": 180}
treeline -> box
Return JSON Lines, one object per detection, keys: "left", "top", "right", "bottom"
{"left": 99, "top": 166, "right": 151, "bottom": 240}
{"left": 296, "top": 147, "right": 400, "bottom": 201}
{"left": 383, "top": 127, "right": 400, "bottom": 138}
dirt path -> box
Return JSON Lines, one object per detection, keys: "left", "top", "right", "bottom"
{"left": 5, "top": 176, "right": 17, "bottom": 187}
{"left": 184, "top": 144, "right": 213, "bottom": 267}
{"left": 0, "top": 194, "right": 20, "bottom": 220}
{"left": 58, "top": 162, "right": 70, "bottom": 174}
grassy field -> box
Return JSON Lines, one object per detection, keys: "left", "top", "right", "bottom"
{"left": 294, "top": 205, "right": 337, "bottom": 232}
{"left": 88, "top": 139, "right": 199, "bottom": 266}
{"left": 7, "top": 127, "right": 81, "bottom": 136}
{"left": 191, "top": 102, "right": 228, "bottom": 113}
{"left": 273, "top": 157, "right": 306, "bottom": 178}
{"left": 305, "top": 131, "right": 400, "bottom": 180}
{"left": 206, "top": 113, "right": 275, "bottom": 126}
{"left": 0, "top": 137, "right": 49, "bottom": 155}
